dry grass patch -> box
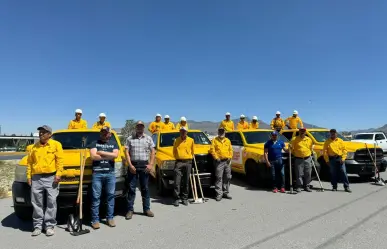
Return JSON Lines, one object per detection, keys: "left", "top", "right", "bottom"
{"left": 0, "top": 160, "right": 16, "bottom": 198}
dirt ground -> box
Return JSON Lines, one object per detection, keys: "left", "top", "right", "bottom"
{"left": 0, "top": 161, "right": 15, "bottom": 198}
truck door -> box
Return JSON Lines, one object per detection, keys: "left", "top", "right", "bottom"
{"left": 225, "top": 132, "right": 244, "bottom": 169}
{"left": 375, "top": 133, "right": 387, "bottom": 152}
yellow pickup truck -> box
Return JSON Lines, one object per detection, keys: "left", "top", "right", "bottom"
{"left": 12, "top": 129, "right": 128, "bottom": 220}
{"left": 281, "top": 128, "right": 387, "bottom": 180}
{"left": 150, "top": 130, "right": 214, "bottom": 196}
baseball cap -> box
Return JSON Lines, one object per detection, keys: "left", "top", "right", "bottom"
{"left": 180, "top": 126, "right": 188, "bottom": 131}
{"left": 100, "top": 126, "right": 111, "bottom": 132}
{"left": 299, "top": 127, "right": 306, "bottom": 131}
{"left": 218, "top": 127, "right": 225, "bottom": 131}
{"left": 330, "top": 129, "right": 337, "bottom": 133}
{"left": 225, "top": 112, "right": 231, "bottom": 116}
{"left": 136, "top": 120, "right": 145, "bottom": 126}
{"left": 164, "top": 115, "right": 170, "bottom": 119}
{"left": 75, "top": 109, "right": 82, "bottom": 114}
{"left": 37, "top": 125, "right": 52, "bottom": 133}
{"left": 271, "top": 131, "right": 278, "bottom": 136}
{"left": 98, "top": 113, "right": 106, "bottom": 117}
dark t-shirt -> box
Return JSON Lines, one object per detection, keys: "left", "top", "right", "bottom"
{"left": 264, "top": 139, "right": 285, "bottom": 161}
{"left": 90, "top": 139, "right": 118, "bottom": 173}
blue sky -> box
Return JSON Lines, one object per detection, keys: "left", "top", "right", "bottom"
{"left": 0, "top": 0, "right": 386, "bottom": 134}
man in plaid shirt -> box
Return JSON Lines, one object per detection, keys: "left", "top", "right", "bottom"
{"left": 124, "top": 120, "right": 155, "bottom": 220}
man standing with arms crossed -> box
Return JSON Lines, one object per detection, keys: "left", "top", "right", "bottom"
{"left": 173, "top": 126, "right": 195, "bottom": 206}
{"left": 125, "top": 121, "right": 155, "bottom": 219}
{"left": 27, "top": 125, "right": 63, "bottom": 236}
{"left": 219, "top": 112, "right": 234, "bottom": 131}
{"left": 211, "top": 127, "right": 233, "bottom": 201}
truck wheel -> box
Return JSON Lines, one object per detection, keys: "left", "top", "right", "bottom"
{"left": 245, "top": 160, "right": 261, "bottom": 187}
{"left": 156, "top": 168, "right": 167, "bottom": 196}
{"left": 14, "top": 206, "right": 32, "bottom": 220}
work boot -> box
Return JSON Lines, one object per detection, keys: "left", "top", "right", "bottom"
{"left": 173, "top": 199, "right": 180, "bottom": 207}
{"left": 91, "top": 222, "right": 100, "bottom": 230}
{"left": 125, "top": 211, "right": 133, "bottom": 220}
{"left": 296, "top": 188, "right": 302, "bottom": 193}
{"left": 46, "top": 227, "right": 55, "bottom": 236}
{"left": 345, "top": 187, "right": 352, "bottom": 193}
{"left": 182, "top": 199, "right": 188, "bottom": 206}
{"left": 31, "top": 228, "right": 41, "bottom": 236}
{"left": 215, "top": 196, "right": 222, "bottom": 201}
{"left": 144, "top": 210, "right": 154, "bottom": 217}
{"left": 223, "top": 193, "right": 232, "bottom": 199}
{"left": 304, "top": 187, "right": 312, "bottom": 192}
{"left": 107, "top": 219, "right": 116, "bottom": 227}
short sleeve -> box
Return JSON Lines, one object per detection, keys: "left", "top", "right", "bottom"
{"left": 89, "top": 140, "right": 97, "bottom": 149}
{"left": 125, "top": 137, "right": 131, "bottom": 149}
{"left": 149, "top": 136, "right": 155, "bottom": 149}
{"left": 281, "top": 141, "right": 285, "bottom": 148}
{"left": 264, "top": 141, "right": 269, "bottom": 149}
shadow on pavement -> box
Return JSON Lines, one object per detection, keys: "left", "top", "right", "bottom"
{"left": 1, "top": 213, "right": 32, "bottom": 232}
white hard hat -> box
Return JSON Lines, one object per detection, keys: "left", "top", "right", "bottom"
{"left": 98, "top": 113, "right": 106, "bottom": 117}
{"left": 240, "top": 114, "right": 245, "bottom": 118}
{"left": 156, "top": 113, "right": 161, "bottom": 117}
{"left": 164, "top": 115, "right": 170, "bottom": 119}
{"left": 252, "top": 116, "right": 258, "bottom": 120}
{"left": 180, "top": 116, "right": 187, "bottom": 121}
{"left": 225, "top": 112, "right": 231, "bottom": 116}
{"left": 293, "top": 110, "right": 298, "bottom": 114}
{"left": 276, "top": 111, "right": 281, "bottom": 115}
{"left": 75, "top": 109, "right": 82, "bottom": 114}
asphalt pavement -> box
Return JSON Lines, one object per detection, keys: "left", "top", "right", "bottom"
{"left": 0, "top": 154, "right": 24, "bottom": 160}
{"left": 1, "top": 173, "right": 387, "bottom": 249}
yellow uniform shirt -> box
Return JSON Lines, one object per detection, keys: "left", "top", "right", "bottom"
{"left": 323, "top": 138, "right": 347, "bottom": 162}
{"left": 176, "top": 122, "right": 189, "bottom": 130}
{"left": 219, "top": 120, "right": 234, "bottom": 131}
{"left": 290, "top": 136, "right": 313, "bottom": 158}
{"left": 270, "top": 118, "right": 285, "bottom": 130}
{"left": 285, "top": 116, "right": 303, "bottom": 129}
{"left": 249, "top": 122, "right": 259, "bottom": 129}
{"left": 211, "top": 136, "right": 233, "bottom": 160}
{"left": 163, "top": 122, "right": 175, "bottom": 131}
{"left": 173, "top": 136, "right": 195, "bottom": 160}
{"left": 148, "top": 121, "right": 165, "bottom": 133}
{"left": 68, "top": 119, "right": 87, "bottom": 129}
{"left": 92, "top": 121, "right": 111, "bottom": 130}
{"left": 237, "top": 121, "right": 249, "bottom": 130}
{"left": 26, "top": 144, "right": 34, "bottom": 153}
{"left": 27, "top": 139, "right": 64, "bottom": 179}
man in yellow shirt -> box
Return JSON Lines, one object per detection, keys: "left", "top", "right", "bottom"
{"left": 290, "top": 127, "right": 314, "bottom": 192}
{"left": 211, "top": 127, "right": 233, "bottom": 201}
{"left": 237, "top": 114, "right": 249, "bottom": 130}
{"left": 176, "top": 116, "right": 189, "bottom": 130}
{"left": 172, "top": 126, "right": 194, "bottom": 206}
{"left": 286, "top": 110, "right": 303, "bottom": 129}
{"left": 270, "top": 111, "right": 285, "bottom": 131}
{"left": 249, "top": 116, "right": 259, "bottom": 129}
{"left": 92, "top": 113, "right": 111, "bottom": 130}
{"left": 27, "top": 125, "right": 63, "bottom": 236}
{"left": 323, "top": 129, "right": 351, "bottom": 192}
{"left": 219, "top": 112, "right": 234, "bottom": 131}
{"left": 148, "top": 114, "right": 165, "bottom": 134}
{"left": 68, "top": 109, "right": 87, "bottom": 129}
{"left": 163, "top": 115, "right": 175, "bottom": 131}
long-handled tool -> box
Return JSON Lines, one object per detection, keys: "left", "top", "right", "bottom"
{"left": 311, "top": 156, "right": 324, "bottom": 192}
{"left": 288, "top": 147, "right": 296, "bottom": 194}
{"left": 365, "top": 143, "right": 385, "bottom": 186}
{"left": 189, "top": 157, "right": 208, "bottom": 203}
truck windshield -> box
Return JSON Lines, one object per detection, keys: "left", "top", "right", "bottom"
{"left": 51, "top": 132, "right": 119, "bottom": 149}
{"left": 353, "top": 134, "right": 374, "bottom": 140}
{"left": 243, "top": 131, "right": 288, "bottom": 144}
{"left": 160, "top": 132, "right": 211, "bottom": 147}
{"left": 309, "top": 131, "right": 349, "bottom": 143}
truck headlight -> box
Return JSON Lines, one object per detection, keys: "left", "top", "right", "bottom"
{"left": 114, "top": 162, "right": 127, "bottom": 177}
{"left": 14, "top": 165, "right": 27, "bottom": 183}
{"left": 161, "top": 160, "right": 176, "bottom": 170}
{"left": 346, "top": 152, "right": 355, "bottom": 160}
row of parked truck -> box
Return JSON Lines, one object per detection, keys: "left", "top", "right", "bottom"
{"left": 11, "top": 127, "right": 387, "bottom": 220}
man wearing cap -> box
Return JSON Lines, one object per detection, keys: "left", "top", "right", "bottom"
{"left": 285, "top": 110, "right": 303, "bottom": 129}
{"left": 172, "top": 126, "right": 195, "bottom": 206}
{"left": 323, "top": 129, "right": 351, "bottom": 192}
{"left": 237, "top": 114, "right": 249, "bottom": 130}
{"left": 27, "top": 125, "right": 63, "bottom": 236}
{"left": 92, "top": 113, "right": 111, "bottom": 130}
{"left": 176, "top": 116, "right": 189, "bottom": 130}
{"left": 89, "top": 126, "right": 119, "bottom": 229}
{"left": 270, "top": 111, "right": 285, "bottom": 131}
{"left": 219, "top": 112, "right": 234, "bottom": 131}
{"left": 148, "top": 114, "right": 165, "bottom": 134}
{"left": 163, "top": 115, "right": 175, "bottom": 131}
{"left": 264, "top": 131, "right": 287, "bottom": 193}
{"left": 249, "top": 116, "right": 259, "bottom": 129}
{"left": 290, "top": 127, "right": 314, "bottom": 192}
{"left": 211, "top": 127, "right": 233, "bottom": 201}
{"left": 68, "top": 109, "right": 88, "bottom": 129}
{"left": 125, "top": 121, "right": 155, "bottom": 219}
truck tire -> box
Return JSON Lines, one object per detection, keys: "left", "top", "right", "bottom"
{"left": 14, "top": 206, "right": 32, "bottom": 220}
{"left": 245, "top": 160, "right": 261, "bottom": 187}
{"left": 156, "top": 168, "right": 167, "bottom": 196}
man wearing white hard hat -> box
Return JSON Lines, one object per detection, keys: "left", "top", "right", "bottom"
{"left": 176, "top": 116, "right": 189, "bottom": 130}
{"left": 92, "top": 113, "right": 111, "bottom": 130}
{"left": 249, "top": 116, "right": 259, "bottom": 129}
{"left": 219, "top": 112, "right": 234, "bottom": 131}
{"left": 148, "top": 114, "right": 165, "bottom": 134}
{"left": 163, "top": 115, "right": 175, "bottom": 131}
{"left": 237, "top": 114, "right": 249, "bottom": 130}
{"left": 270, "top": 111, "right": 285, "bottom": 131}
{"left": 285, "top": 110, "right": 304, "bottom": 129}
{"left": 68, "top": 109, "right": 88, "bottom": 129}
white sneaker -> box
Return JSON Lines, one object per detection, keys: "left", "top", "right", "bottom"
{"left": 31, "top": 228, "right": 41, "bottom": 236}
{"left": 46, "top": 228, "right": 55, "bottom": 236}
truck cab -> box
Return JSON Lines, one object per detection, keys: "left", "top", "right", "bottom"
{"left": 351, "top": 132, "right": 387, "bottom": 156}
{"left": 12, "top": 129, "right": 128, "bottom": 220}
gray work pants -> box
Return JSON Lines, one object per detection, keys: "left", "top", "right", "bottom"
{"left": 31, "top": 174, "right": 59, "bottom": 229}
{"left": 294, "top": 157, "right": 312, "bottom": 188}
{"left": 215, "top": 160, "right": 232, "bottom": 197}
{"left": 173, "top": 160, "right": 192, "bottom": 200}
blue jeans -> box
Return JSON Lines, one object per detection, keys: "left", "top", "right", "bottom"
{"left": 126, "top": 169, "right": 150, "bottom": 212}
{"left": 270, "top": 159, "right": 285, "bottom": 189}
{"left": 329, "top": 158, "right": 350, "bottom": 188}
{"left": 91, "top": 172, "right": 116, "bottom": 224}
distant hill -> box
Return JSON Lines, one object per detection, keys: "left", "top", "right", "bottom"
{"left": 350, "top": 124, "right": 387, "bottom": 135}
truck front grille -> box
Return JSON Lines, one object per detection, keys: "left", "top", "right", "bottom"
{"left": 354, "top": 148, "right": 384, "bottom": 163}
{"left": 194, "top": 154, "right": 214, "bottom": 173}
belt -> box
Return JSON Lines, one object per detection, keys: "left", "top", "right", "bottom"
{"left": 295, "top": 156, "right": 311, "bottom": 160}
{"left": 329, "top": 155, "right": 342, "bottom": 159}
{"left": 219, "top": 159, "right": 229, "bottom": 161}
{"left": 176, "top": 159, "right": 192, "bottom": 162}
{"left": 132, "top": 160, "right": 148, "bottom": 165}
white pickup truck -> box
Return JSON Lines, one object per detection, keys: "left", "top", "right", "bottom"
{"left": 352, "top": 132, "right": 387, "bottom": 155}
